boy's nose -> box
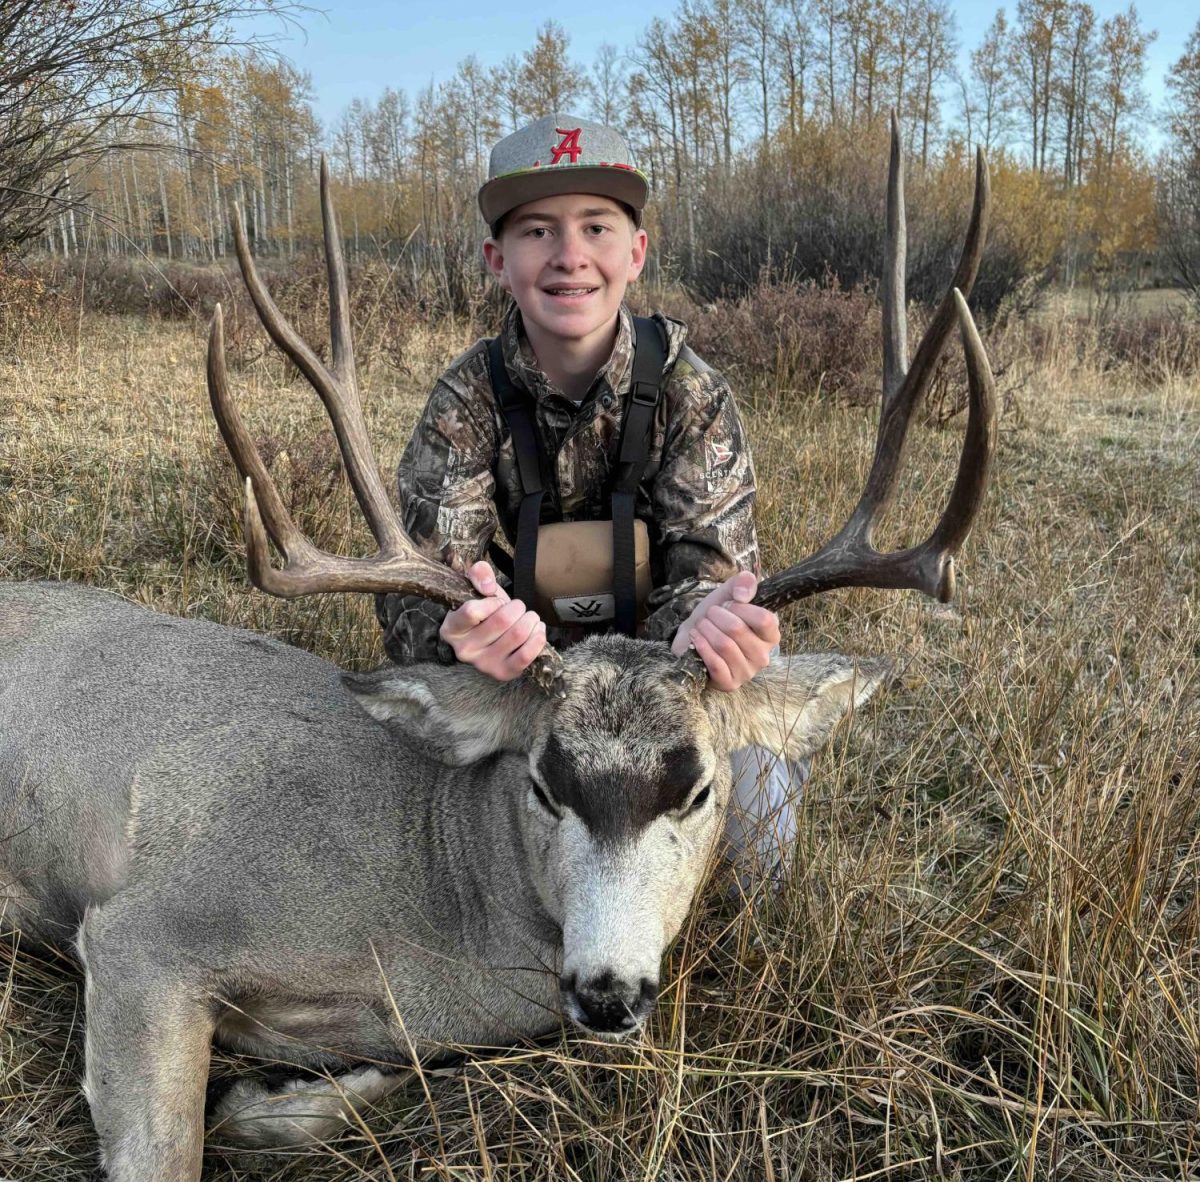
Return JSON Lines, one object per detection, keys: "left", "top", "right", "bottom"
{"left": 550, "top": 231, "right": 589, "bottom": 270}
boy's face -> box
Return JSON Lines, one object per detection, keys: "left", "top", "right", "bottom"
{"left": 483, "top": 194, "right": 648, "bottom": 355}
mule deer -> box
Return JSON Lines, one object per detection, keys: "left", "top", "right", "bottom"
{"left": 0, "top": 115, "right": 995, "bottom": 1181}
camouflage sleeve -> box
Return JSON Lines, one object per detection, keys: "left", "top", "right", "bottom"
{"left": 376, "top": 592, "right": 457, "bottom": 666}
{"left": 641, "top": 352, "right": 761, "bottom": 645}
{"left": 376, "top": 363, "right": 500, "bottom": 666}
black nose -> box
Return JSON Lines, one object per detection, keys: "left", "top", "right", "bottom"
{"left": 560, "top": 971, "right": 657, "bottom": 1034}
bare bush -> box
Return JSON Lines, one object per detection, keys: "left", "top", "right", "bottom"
{"left": 0, "top": 260, "right": 73, "bottom": 355}
{"left": 1099, "top": 311, "right": 1200, "bottom": 381}
{"left": 678, "top": 275, "right": 881, "bottom": 404}
{"left": 0, "top": 1, "right": 295, "bottom": 253}
{"left": 1010, "top": 305, "right": 1200, "bottom": 386}
{"left": 16, "top": 253, "right": 451, "bottom": 375}
{"left": 169, "top": 430, "right": 352, "bottom": 577}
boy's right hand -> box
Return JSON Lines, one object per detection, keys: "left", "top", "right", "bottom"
{"left": 439, "top": 561, "right": 547, "bottom": 682}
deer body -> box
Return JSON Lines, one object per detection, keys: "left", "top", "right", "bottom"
{"left": 0, "top": 582, "right": 563, "bottom": 1035}
{"left": 1, "top": 580, "right": 883, "bottom": 1178}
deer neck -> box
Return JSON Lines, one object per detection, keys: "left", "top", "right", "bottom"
{"left": 427, "top": 757, "right": 560, "bottom": 967}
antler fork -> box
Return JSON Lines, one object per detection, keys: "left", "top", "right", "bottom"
{"left": 206, "top": 158, "right": 565, "bottom": 694}
{"left": 754, "top": 111, "right": 998, "bottom": 612}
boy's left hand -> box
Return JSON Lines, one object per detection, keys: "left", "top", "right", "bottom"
{"left": 670, "top": 571, "right": 781, "bottom": 692}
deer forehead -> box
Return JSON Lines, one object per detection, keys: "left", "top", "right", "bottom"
{"left": 552, "top": 651, "right": 715, "bottom": 748}
{"left": 535, "top": 731, "right": 711, "bottom": 843}
{"left": 526, "top": 644, "right": 715, "bottom": 839}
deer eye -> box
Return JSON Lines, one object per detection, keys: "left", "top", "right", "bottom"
{"left": 529, "top": 777, "right": 562, "bottom": 820}
{"left": 683, "top": 783, "right": 712, "bottom": 817}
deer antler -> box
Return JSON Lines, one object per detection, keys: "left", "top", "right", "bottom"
{"left": 206, "top": 157, "right": 565, "bottom": 695}
{"left": 754, "top": 111, "right": 997, "bottom": 612}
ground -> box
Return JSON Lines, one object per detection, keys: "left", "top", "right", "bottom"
{"left": 1, "top": 310, "right": 1198, "bottom": 1180}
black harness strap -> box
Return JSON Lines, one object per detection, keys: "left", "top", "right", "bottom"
{"left": 487, "top": 317, "right": 670, "bottom": 636}
{"left": 487, "top": 336, "right": 543, "bottom": 606}
{"left": 611, "top": 317, "right": 667, "bottom": 636}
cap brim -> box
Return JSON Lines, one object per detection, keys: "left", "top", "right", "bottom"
{"left": 479, "top": 165, "right": 649, "bottom": 229}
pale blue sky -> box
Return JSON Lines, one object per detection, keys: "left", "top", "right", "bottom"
{"left": 251, "top": 1, "right": 1192, "bottom": 144}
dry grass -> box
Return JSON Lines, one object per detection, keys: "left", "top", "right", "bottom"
{"left": 1, "top": 305, "right": 1199, "bottom": 1181}
{"left": 1039, "top": 288, "right": 1192, "bottom": 320}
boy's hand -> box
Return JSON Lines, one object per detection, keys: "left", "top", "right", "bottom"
{"left": 439, "top": 561, "right": 547, "bottom": 682}
{"left": 671, "top": 571, "right": 780, "bottom": 692}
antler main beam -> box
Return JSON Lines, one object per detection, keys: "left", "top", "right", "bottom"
{"left": 206, "top": 157, "right": 565, "bottom": 694}
{"left": 755, "top": 113, "right": 997, "bottom": 612}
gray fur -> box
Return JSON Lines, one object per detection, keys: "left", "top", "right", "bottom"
{"left": 0, "top": 581, "right": 888, "bottom": 1180}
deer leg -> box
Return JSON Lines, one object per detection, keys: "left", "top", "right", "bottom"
{"left": 78, "top": 908, "right": 213, "bottom": 1182}
{"left": 208, "top": 1063, "right": 410, "bottom": 1148}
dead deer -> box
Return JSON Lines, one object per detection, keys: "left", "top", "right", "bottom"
{"left": 0, "top": 114, "right": 994, "bottom": 1181}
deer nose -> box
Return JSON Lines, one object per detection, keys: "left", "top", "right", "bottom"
{"left": 560, "top": 971, "right": 657, "bottom": 1035}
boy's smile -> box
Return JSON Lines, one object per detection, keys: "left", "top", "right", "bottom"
{"left": 483, "top": 194, "right": 648, "bottom": 395}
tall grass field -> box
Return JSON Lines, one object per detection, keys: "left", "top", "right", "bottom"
{"left": 1, "top": 288, "right": 1198, "bottom": 1180}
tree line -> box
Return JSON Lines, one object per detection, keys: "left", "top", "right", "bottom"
{"left": 4, "top": 0, "right": 1200, "bottom": 307}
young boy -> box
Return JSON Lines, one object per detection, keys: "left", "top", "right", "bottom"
{"left": 377, "top": 114, "right": 800, "bottom": 878}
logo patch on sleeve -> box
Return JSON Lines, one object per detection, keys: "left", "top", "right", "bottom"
{"left": 707, "top": 441, "right": 733, "bottom": 467}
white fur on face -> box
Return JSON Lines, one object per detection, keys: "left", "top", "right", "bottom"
{"left": 519, "top": 727, "right": 727, "bottom": 1033}
{"left": 555, "top": 805, "right": 717, "bottom": 1017}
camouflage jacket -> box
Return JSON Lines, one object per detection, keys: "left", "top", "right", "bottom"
{"left": 376, "top": 302, "right": 760, "bottom": 665}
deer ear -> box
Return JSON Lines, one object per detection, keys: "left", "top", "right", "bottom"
{"left": 703, "top": 654, "right": 891, "bottom": 762}
{"left": 342, "top": 665, "right": 548, "bottom": 766}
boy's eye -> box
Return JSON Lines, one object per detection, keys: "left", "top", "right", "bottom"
{"left": 585, "top": 224, "right": 609, "bottom": 236}
{"left": 525, "top": 226, "right": 550, "bottom": 238}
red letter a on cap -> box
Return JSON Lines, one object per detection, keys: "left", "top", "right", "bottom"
{"left": 550, "top": 127, "right": 583, "bottom": 164}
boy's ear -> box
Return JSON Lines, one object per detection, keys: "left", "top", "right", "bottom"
{"left": 703, "top": 654, "right": 891, "bottom": 762}
{"left": 342, "top": 664, "right": 548, "bottom": 765}
{"left": 482, "top": 237, "right": 507, "bottom": 285}
{"left": 628, "top": 227, "right": 648, "bottom": 280}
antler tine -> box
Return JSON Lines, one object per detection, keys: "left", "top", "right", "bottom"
{"left": 321, "top": 155, "right": 356, "bottom": 389}
{"left": 228, "top": 176, "right": 407, "bottom": 555}
{"left": 206, "top": 299, "right": 471, "bottom": 605}
{"left": 754, "top": 120, "right": 995, "bottom": 613}
{"left": 882, "top": 109, "right": 907, "bottom": 402}
{"left": 890, "top": 143, "right": 990, "bottom": 421}
{"left": 207, "top": 302, "right": 323, "bottom": 578}
{"left": 851, "top": 135, "right": 990, "bottom": 545}
{"left": 878, "top": 288, "right": 997, "bottom": 603}
{"left": 927, "top": 291, "right": 997, "bottom": 558}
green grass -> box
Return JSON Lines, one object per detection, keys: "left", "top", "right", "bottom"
{"left": 1, "top": 309, "right": 1199, "bottom": 1180}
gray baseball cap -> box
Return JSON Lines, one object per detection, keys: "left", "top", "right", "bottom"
{"left": 478, "top": 115, "right": 649, "bottom": 231}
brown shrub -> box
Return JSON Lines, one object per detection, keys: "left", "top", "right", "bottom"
{"left": 0, "top": 260, "right": 73, "bottom": 355}
{"left": 675, "top": 130, "right": 1055, "bottom": 316}
{"left": 908, "top": 300, "right": 1022, "bottom": 426}
{"left": 1098, "top": 312, "right": 1200, "bottom": 382}
{"left": 1009, "top": 305, "right": 1200, "bottom": 386}
{"left": 680, "top": 274, "right": 882, "bottom": 403}
{"left": 180, "top": 429, "right": 352, "bottom": 572}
